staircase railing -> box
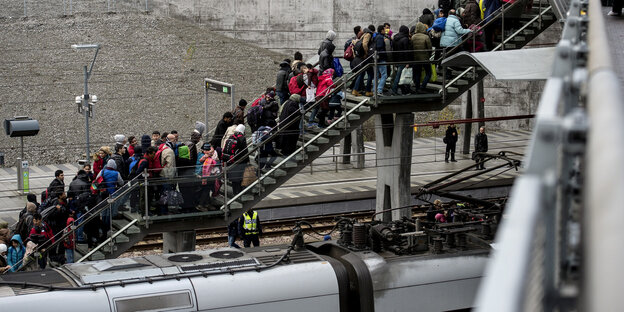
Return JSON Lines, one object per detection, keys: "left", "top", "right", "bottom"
{"left": 76, "top": 219, "right": 138, "bottom": 263}
{"left": 8, "top": 174, "right": 144, "bottom": 272}
{"left": 441, "top": 3, "right": 554, "bottom": 99}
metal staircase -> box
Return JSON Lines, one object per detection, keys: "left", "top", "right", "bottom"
{"left": 9, "top": 0, "right": 560, "bottom": 267}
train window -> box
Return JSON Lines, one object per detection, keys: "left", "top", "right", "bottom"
{"left": 114, "top": 291, "right": 193, "bottom": 312}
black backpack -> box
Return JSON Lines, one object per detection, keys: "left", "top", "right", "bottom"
{"left": 128, "top": 158, "right": 148, "bottom": 179}
{"left": 353, "top": 39, "right": 365, "bottom": 58}
{"left": 222, "top": 133, "right": 244, "bottom": 164}
{"left": 247, "top": 105, "right": 264, "bottom": 131}
{"left": 15, "top": 214, "right": 33, "bottom": 241}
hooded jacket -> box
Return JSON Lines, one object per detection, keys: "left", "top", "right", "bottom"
{"left": 318, "top": 30, "right": 337, "bottom": 55}
{"left": 464, "top": 0, "right": 483, "bottom": 26}
{"left": 7, "top": 234, "right": 25, "bottom": 272}
{"left": 419, "top": 9, "right": 436, "bottom": 28}
{"left": 316, "top": 69, "right": 335, "bottom": 99}
{"left": 276, "top": 61, "right": 291, "bottom": 94}
{"left": 141, "top": 134, "right": 152, "bottom": 152}
{"left": 98, "top": 159, "right": 124, "bottom": 194}
{"left": 392, "top": 25, "right": 413, "bottom": 62}
{"left": 440, "top": 14, "right": 472, "bottom": 47}
{"left": 319, "top": 44, "right": 336, "bottom": 73}
{"left": 68, "top": 170, "right": 91, "bottom": 198}
{"left": 411, "top": 23, "right": 433, "bottom": 61}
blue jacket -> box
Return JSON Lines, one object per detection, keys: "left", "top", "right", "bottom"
{"left": 195, "top": 152, "right": 206, "bottom": 176}
{"left": 7, "top": 234, "right": 25, "bottom": 272}
{"left": 440, "top": 15, "right": 472, "bottom": 47}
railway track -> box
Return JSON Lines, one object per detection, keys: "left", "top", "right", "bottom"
{"left": 127, "top": 197, "right": 508, "bottom": 252}
{"left": 129, "top": 211, "right": 373, "bottom": 252}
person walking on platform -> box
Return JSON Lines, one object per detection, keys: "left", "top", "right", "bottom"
{"left": 608, "top": 0, "right": 622, "bottom": 16}
{"left": 474, "top": 126, "right": 488, "bottom": 170}
{"left": 227, "top": 220, "right": 241, "bottom": 249}
{"left": 239, "top": 208, "right": 262, "bottom": 248}
{"left": 444, "top": 124, "right": 458, "bottom": 162}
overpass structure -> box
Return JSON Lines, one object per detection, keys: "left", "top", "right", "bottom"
{"left": 12, "top": 0, "right": 561, "bottom": 265}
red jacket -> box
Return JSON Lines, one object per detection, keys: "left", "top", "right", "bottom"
{"left": 29, "top": 222, "right": 55, "bottom": 244}
{"left": 93, "top": 157, "right": 104, "bottom": 178}
{"left": 316, "top": 69, "right": 335, "bottom": 109}
{"left": 63, "top": 217, "right": 75, "bottom": 249}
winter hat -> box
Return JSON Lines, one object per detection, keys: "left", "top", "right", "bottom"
{"left": 289, "top": 94, "right": 301, "bottom": 102}
{"left": 201, "top": 143, "right": 212, "bottom": 151}
{"left": 239, "top": 99, "right": 248, "bottom": 107}
{"left": 323, "top": 68, "right": 335, "bottom": 77}
{"left": 178, "top": 146, "right": 190, "bottom": 160}
{"left": 0, "top": 244, "right": 6, "bottom": 254}
{"left": 26, "top": 202, "right": 37, "bottom": 214}
{"left": 106, "top": 159, "right": 117, "bottom": 170}
{"left": 114, "top": 134, "right": 126, "bottom": 145}
{"left": 27, "top": 193, "right": 37, "bottom": 203}
{"left": 194, "top": 121, "right": 206, "bottom": 136}
{"left": 133, "top": 146, "right": 143, "bottom": 157}
{"left": 141, "top": 134, "right": 151, "bottom": 150}
{"left": 326, "top": 30, "right": 337, "bottom": 41}
{"left": 235, "top": 124, "right": 246, "bottom": 133}
{"left": 191, "top": 132, "right": 202, "bottom": 143}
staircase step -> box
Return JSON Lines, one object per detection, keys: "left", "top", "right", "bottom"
{"left": 302, "top": 133, "right": 330, "bottom": 144}
{"left": 113, "top": 233, "right": 130, "bottom": 244}
{"left": 213, "top": 196, "right": 243, "bottom": 209}
{"left": 297, "top": 142, "right": 320, "bottom": 152}
{"left": 261, "top": 168, "right": 287, "bottom": 177}
{"left": 426, "top": 83, "right": 459, "bottom": 94}
{"left": 240, "top": 194, "right": 255, "bottom": 202}
{"left": 521, "top": 13, "right": 553, "bottom": 20}
{"left": 308, "top": 127, "right": 341, "bottom": 137}
{"left": 274, "top": 157, "right": 298, "bottom": 168}
{"left": 523, "top": 29, "right": 535, "bottom": 35}
{"left": 334, "top": 121, "right": 351, "bottom": 128}
{"left": 346, "top": 114, "right": 360, "bottom": 121}
{"left": 76, "top": 243, "right": 106, "bottom": 261}
{"left": 344, "top": 102, "right": 372, "bottom": 112}
{"left": 101, "top": 244, "right": 118, "bottom": 254}
{"left": 112, "top": 218, "right": 141, "bottom": 235}
{"left": 260, "top": 176, "right": 277, "bottom": 185}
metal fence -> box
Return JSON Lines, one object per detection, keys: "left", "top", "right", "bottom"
{"left": 474, "top": 0, "right": 624, "bottom": 310}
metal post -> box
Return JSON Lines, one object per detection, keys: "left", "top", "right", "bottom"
{"left": 145, "top": 0, "right": 148, "bottom": 12}
{"left": 204, "top": 88, "right": 209, "bottom": 134}
{"left": 20, "top": 137, "right": 24, "bottom": 160}
{"left": 463, "top": 89, "right": 473, "bottom": 155}
{"left": 107, "top": 0, "right": 110, "bottom": 12}
{"left": 83, "top": 65, "right": 91, "bottom": 161}
{"left": 108, "top": 199, "right": 113, "bottom": 255}
{"left": 23, "top": 0, "right": 26, "bottom": 17}
{"left": 17, "top": 157, "right": 22, "bottom": 194}
{"left": 342, "top": 77, "right": 347, "bottom": 131}
{"left": 231, "top": 85, "right": 235, "bottom": 111}
{"left": 442, "top": 50, "right": 447, "bottom": 102}
{"left": 373, "top": 52, "right": 378, "bottom": 106}
{"left": 502, "top": 5, "right": 505, "bottom": 51}
{"left": 70, "top": 0, "right": 72, "bottom": 15}
{"left": 477, "top": 81, "right": 485, "bottom": 128}
{"left": 223, "top": 162, "right": 228, "bottom": 217}
{"left": 63, "top": 0, "right": 66, "bottom": 16}
{"left": 539, "top": 0, "right": 543, "bottom": 29}
{"left": 143, "top": 171, "right": 149, "bottom": 228}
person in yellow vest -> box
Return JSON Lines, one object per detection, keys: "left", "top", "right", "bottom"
{"left": 238, "top": 208, "right": 262, "bottom": 248}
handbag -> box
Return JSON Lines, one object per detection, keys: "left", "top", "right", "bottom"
{"left": 399, "top": 68, "right": 413, "bottom": 85}
{"left": 306, "top": 87, "right": 317, "bottom": 103}
{"left": 241, "top": 165, "right": 258, "bottom": 187}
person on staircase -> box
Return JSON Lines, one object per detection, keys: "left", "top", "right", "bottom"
{"left": 412, "top": 22, "right": 434, "bottom": 94}
{"left": 444, "top": 124, "right": 459, "bottom": 162}
{"left": 440, "top": 9, "right": 472, "bottom": 55}
{"left": 223, "top": 125, "right": 249, "bottom": 196}
{"left": 239, "top": 208, "right": 262, "bottom": 248}
{"left": 277, "top": 94, "right": 303, "bottom": 156}
{"left": 390, "top": 25, "right": 413, "bottom": 96}
{"left": 211, "top": 112, "right": 234, "bottom": 157}
{"left": 352, "top": 26, "right": 375, "bottom": 97}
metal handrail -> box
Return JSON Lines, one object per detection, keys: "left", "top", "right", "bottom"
{"left": 9, "top": 174, "right": 143, "bottom": 272}
{"left": 442, "top": 5, "right": 553, "bottom": 91}
{"left": 220, "top": 98, "right": 370, "bottom": 210}
{"left": 76, "top": 219, "right": 138, "bottom": 263}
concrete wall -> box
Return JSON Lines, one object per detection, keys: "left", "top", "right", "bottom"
{"left": 144, "top": 0, "right": 435, "bottom": 58}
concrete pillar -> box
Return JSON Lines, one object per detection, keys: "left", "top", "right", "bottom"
{"left": 463, "top": 89, "right": 473, "bottom": 155}
{"left": 163, "top": 230, "right": 196, "bottom": 253}
{"left": 341, "top": 134, "right": 351, "bottom": 164}
{"left": 477, "top": 81, "right": 485, "bottom": 129}
{"left": 374, "top": 113, "right": 414, "bottom": 222}
{"left": 352, "top": 125, "right": 365, "bottom": 169}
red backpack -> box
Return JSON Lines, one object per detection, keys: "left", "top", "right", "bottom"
{"left": 344, "top": 41, "right": 355, "bottom": 61}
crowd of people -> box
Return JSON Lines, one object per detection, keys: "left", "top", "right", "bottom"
{"left": 0, "top": 0, "right": 520, "bottom": 272}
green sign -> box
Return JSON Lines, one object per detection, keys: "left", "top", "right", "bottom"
{"left": 22, "top": 171, "right": 29, "bottom": 193}
{"left": 205, "top": 81, "right": 232, "bottom": 95}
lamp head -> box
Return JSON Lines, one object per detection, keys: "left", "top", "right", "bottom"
{"left": 71, "top": 44, "right": 101, "bottom": 50}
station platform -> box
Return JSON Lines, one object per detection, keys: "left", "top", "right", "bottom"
{"left": 0, "top": 129, "right": 531, "bottom": 226}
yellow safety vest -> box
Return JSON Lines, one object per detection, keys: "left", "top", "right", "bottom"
{"left": 243, "top": 211, "right": 258, "bottom": 235}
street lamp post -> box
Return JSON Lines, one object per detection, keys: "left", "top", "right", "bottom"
{"left": 72, "top": 44, "right": 101, "bottom": 161}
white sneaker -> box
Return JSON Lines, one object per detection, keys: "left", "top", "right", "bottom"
{"left": 608, "top": 11, "right": 621, "bottom": 16}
